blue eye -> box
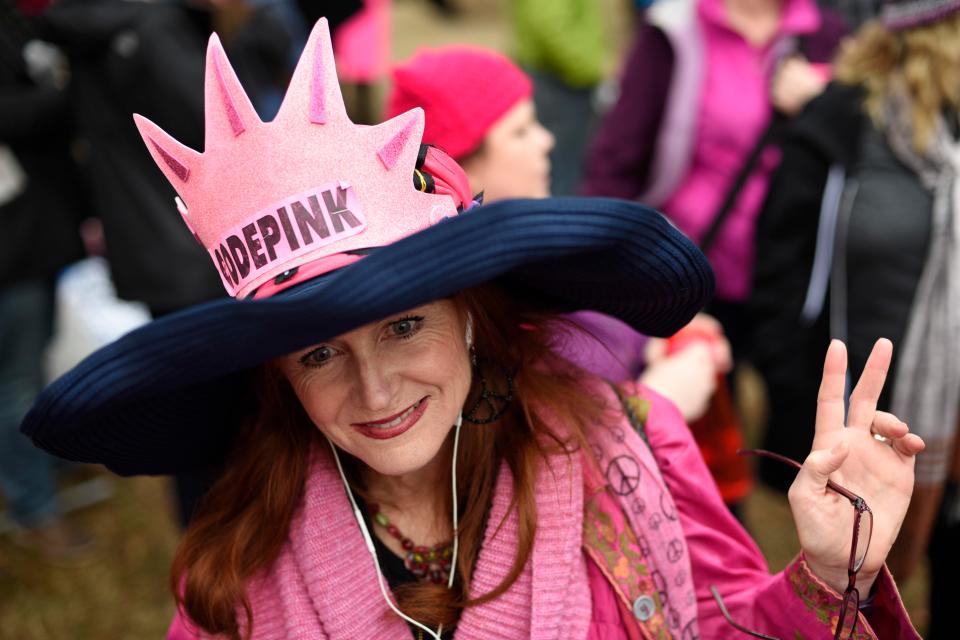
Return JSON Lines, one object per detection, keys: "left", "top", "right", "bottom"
{"left": 390, "top": 315, "right": 424, "bottom": 339}
{"left": 299, "top": 345, "right": 335, "bottom": 367}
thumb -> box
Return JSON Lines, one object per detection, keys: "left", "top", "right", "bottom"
{"left": 797, "top": 439, "right": 849, "bottom": 492}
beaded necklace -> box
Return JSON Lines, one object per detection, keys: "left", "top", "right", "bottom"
{"left": 370, "top": 503, "right": 454, "bottom": 585}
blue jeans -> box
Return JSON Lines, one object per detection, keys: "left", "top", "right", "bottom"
{"left": 0, "top": 280, "right": 61, "bottom": 528}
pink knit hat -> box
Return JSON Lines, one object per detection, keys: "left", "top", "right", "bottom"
{"left": 386, "top": 46, "right": 533, "bottom": 160}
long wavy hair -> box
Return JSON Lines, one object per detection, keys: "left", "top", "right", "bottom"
{"left": 834, "top": 11, "right": 960, "bottom": 154}
{"left": 170, "top": 283, "right": 608, "bottom": 639}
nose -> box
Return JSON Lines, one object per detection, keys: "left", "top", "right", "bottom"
{"left": 353, "top": 356, "right": 397, "bottom": 414}
{"left": 538, "top": 123, "right": 555, "bottom": 153}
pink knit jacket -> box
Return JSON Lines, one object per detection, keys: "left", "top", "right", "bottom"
{"left": 169, "top": 382, "right": 919, "bottom": 639}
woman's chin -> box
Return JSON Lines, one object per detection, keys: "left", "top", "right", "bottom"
{"left": 532, "top": 177, "right": 551, "bottom": 199}
{"left": 347, "top": 434, "right": 449, "bottom": 478}
{"left": 359, "top": 450, "right": 440, "bottom": 478}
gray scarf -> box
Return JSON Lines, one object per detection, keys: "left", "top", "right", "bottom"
{"left": 885, "top": 86, "right": 960, "bottom": 486}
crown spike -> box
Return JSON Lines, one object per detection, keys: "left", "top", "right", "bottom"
{"left": 203, "top": 34, "right": 260, "bottom": 149}
{"left": 133, "top": 114, "right": 200, "bottom": 189}
{"left": 309, "top": 33, "right": 326, "bottom": 124}
{"left": 275, "top": 18, "right": 347, "bottom": 126}
{"left": 375, "top": 109, "right": 424, "bottom": 171}
{"left": 212, "top": 46, "right": 245, "bottom": 136}
{"left": 150, "top": 137, "right": 191, "bottom": 182}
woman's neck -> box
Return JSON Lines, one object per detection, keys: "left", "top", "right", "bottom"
{"left": 363, "top": 448, "right": 448, "bottom": 513}
{"left": 722, "top": 0, "right": 784, "bottom": 48}
{"left": 361, "top": 439, "right": 453, "bottom": 546}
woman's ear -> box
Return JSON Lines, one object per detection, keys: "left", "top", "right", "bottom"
{"left": 457, "top": 145, "right": 487, "bottom": 197}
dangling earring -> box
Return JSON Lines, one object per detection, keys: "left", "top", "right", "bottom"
{"left": 463, "top": 351, "right": 514, "bottom": 424}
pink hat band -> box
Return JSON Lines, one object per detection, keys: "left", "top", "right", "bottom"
{"left": 204, "top": 182, "right": 367, "bottom": 297}
{"left": 248, "top": 144, "right": 475, "bottom": 300}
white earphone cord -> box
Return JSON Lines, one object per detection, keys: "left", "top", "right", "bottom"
{"left": 327, "top": 412, "right": 463, "bottom": 640}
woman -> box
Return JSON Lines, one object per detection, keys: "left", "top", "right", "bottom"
{"left": 22, "top": 19, "right": 922, "bottom": 639}
{"left": 386, "top": 45, "right": 555, "bottom": 202}
{"left": 750, "top": 2, "right": 960, "bottom": 635}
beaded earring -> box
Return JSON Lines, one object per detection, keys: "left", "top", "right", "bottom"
{"left": 462, "top": 354, "right": 514, "bottom": 425}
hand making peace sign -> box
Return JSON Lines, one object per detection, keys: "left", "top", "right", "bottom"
{"left": 787, "top": 339, "right": 925, "bottom": 595}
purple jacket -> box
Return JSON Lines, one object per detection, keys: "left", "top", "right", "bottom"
{"left": 581, "top": 0, "right": 847, "bottom": 301}
{"left": 559, "top": 311, "right": 649, "bottom": 381}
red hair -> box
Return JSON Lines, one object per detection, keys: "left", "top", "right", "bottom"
{"left": 171, "top": 284, "right": 606, "bottom": 638}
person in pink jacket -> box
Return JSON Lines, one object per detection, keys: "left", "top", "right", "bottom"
{"left": 23, "top": 18, "right": 922, "bottom": 640}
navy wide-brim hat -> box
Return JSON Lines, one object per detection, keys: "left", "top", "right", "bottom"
{"left": 23, "top": 197, "right": 713, "bottom": 475}
{"left": 21, "top": 18, "right": 714, "bottom": 476}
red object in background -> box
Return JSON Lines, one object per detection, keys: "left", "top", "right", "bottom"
{"left": 666, "top": 329, "right": 753, "bottom": 505}
{"left": 17, "top": 0, "right": 51, "bottom": 16}
{"left": 808, "top": 62, "right": 833, "bottom": 84}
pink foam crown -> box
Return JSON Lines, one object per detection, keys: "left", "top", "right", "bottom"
{"left": 134, "top": 19, "right": 457, "bottom": 299}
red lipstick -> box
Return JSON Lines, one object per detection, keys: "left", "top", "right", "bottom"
{"left": 351, "top": 397, "right": 429, "bottom": 440}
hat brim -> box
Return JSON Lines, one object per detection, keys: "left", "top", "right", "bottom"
{"left": 23, "top": 197, "right": 713, "bottom": 475}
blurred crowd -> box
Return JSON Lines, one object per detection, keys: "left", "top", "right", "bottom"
{"left": 1, "top": 0, "right": 957, "bottom": 637}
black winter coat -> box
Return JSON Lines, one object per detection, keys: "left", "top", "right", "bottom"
{"left": 40, "top": 1, "right": 224, "bottom": 313}
{"left": 749, "top": 82, "right": 932, "bottom": 492}
{"left": 0, "top": 7, "right": 84, "bottom": 287}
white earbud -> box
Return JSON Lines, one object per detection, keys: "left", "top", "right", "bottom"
{"left": 326, "top": 412, "right": 463, "bottom": 640}
{"left": 327, "top": 436, "right": 444, "bottom": 640}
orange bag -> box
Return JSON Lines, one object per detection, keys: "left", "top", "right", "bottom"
{"left": 666, "top": 330, "right": 753, "bottom": 505}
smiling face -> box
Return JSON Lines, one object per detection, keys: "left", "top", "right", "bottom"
{"left": 461, "top": 98, "right": 555, "bottom": 201}
{"left": 276, "top": 300, "right": 472, "bottom": 477}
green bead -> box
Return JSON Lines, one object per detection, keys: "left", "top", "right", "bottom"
{"left": 374, "top": 513, "right": 389, "bottom": 527}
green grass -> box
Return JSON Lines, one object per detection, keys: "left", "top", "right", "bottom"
{"left": 0, "top": 475, "right": 179, "bottom": 639}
